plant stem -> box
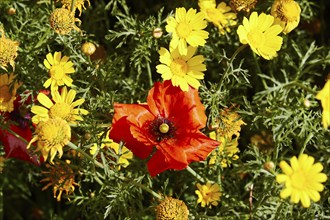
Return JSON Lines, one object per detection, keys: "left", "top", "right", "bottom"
{"left": 129, "top": 180, "right": 162, "bottom": 200}
{"left": 146, "top": 61, "right": 153, "bottom": 87}
{"left": 70, "top": 0, "right": 76, "bottom": 12}
{"left": 219, "top": 44, "right": 247, "bottom": 89}
{"left": 0, "top": 125, "right": 29, "bottom": 145}
{"left": 66, "top": 141, "right": 105, "bottom": 169}
{"left": 186, "top": 166, "right": 205, "bottom": 183}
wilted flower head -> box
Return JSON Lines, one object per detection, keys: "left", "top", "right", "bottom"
{"left": 165, "top": 7, "right": 209, "bottom": 55}
{"left": 27, "top": 117, "right": 71, "bottom": 163}
{"left": 50, "top": 8, "right": 80, "bottom": 35}
{"left": 0, "top": 30, "right": 19, "bottom": 70}
{"left": 276, "top": 154, "right": 327, "bottom": 208}
{"left": 230, "top": 0, "right": 258, "bottom": 12}
{"left": 156, "top": 197, "right": 189, "bottom": 220}
{"left": 208, "top": 132, "right": 239, "bottom": 168}
{"left": 237, "top": 12, "right": 283, "bottom": 60}
{"left": 59, "top": 0, "right": 90, "bottom": 16}
{"left": 199, "top": 0, "right": 237, "bottom": 34}
{"left": 0, "top": 73, "right": 21, "bottom": 113}
{"left": 195, "top": 182, "right": 221, "bottom": 208}
{"left": 315, "top": 80, "right": 330, "bottom": 129}
{"left": 271, "top": 0, "right": 301, "bottom": 34}
{"left": 215, "top": 107, "right": 246, "bottom": 138}
{"left": 41, "top": 161, "right": 78, "bottom": 201}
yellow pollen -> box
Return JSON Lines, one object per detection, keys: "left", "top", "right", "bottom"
{"left": 49, "top": 103, "right": 71, "bottom": 120}
{"left": 170, "top": 59, "right": 188, "bottom": 77}
{"left": 291, "top": 170, "right": 307, "bottom": 190}
{"left": 176, "top": 22, "right": 191, "bottom": 39}
{"left": 0, "top": 85, "right": 12, "bottom": 102}
{"left": 159, "top": 123, "right": 170, "bottom": 134}
{"left": 247, "top": 31, "right": 265, "bottom": 48}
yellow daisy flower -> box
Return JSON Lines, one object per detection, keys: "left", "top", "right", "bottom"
{"left": 271, "top": 0, "right": 301, "bottom": 34}
{"left": 27, "top": 117, "right": 71, "bottom": 163}
{"left": 43, "top": 51, "right": 75, "bottom": 91}
{"left": 31, "top": 87, "right": 88, "bottom": 124}
{"left": 41, "top": 161, "right": 79, "bottom": 202}
{"left": 315, "top": 80, "right": 330, "bottom": 129}
{"left": 156, "top": 46, "right": 206, "bottom": 91}
{"left": 195, "top": 182, "right": 221, "bottom": 208}
{"left": 276, "top": 154, "right": 327, "bottom": 208}
{"left": 198, "top": 0, "right": 237, "bottom": 34}
{"left": 237, "top": 12, "right": 283, "bottom": 60}
{"left": 90, "top": 130, "right": 133, "bottom": 170}
{"left": 156, "top": 197, "right": 189, "bottom": 220}
{"left": 0, "top": 30, "right": 19, "bottom": 70}
{"left": 0, "top": 73, "right": 21, "bottom": 113}
{"left": 165, "top": 7, "right": 209, "bottom": 55}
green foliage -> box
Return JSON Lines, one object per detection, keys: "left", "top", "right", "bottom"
{"left": 1, "top": 0, "right": 330, "bottom": 219}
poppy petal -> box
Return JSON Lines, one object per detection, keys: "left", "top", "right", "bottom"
{"left": 109, "top": 117, "right": 153, "bottom": 159}
{"left": 0, "top": 125, "right": 42, "bottom": 165}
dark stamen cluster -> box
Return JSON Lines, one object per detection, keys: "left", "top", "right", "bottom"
{"left": 147, "top": 117, "right": 176, "bottom": 142}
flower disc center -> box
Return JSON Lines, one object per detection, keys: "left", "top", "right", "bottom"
{"left": 39, "top": 118, "right": 71, "bottom": 146}
{"left": 176, "top": 22, "right": 191, "bottom": 39}
{"left": 247, "top": 31, "right": 265, "bottom": 48}
{"left": 291, "top": 170, "right": 307, "bottom": 190}
{"left": 170, "top": 58, "right": 188, "bottom": 77}
{"left": 50, "top": 65, "right": 65, "bottom": 80}
{"left": 49, "top": 103, "right": 71, "bottom": 120}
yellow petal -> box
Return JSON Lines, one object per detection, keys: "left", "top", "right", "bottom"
{"left": 37, "top": 93, "right": 53, "bottom": 108}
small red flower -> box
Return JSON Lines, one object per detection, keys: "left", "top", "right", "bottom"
{"left": 109, "top": 81, "right": 219, "bottom": 176}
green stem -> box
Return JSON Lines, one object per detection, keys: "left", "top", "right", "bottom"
{"left": 70, "top": 0, "right": 76, "bottom": 12}
{"left": 0, "top": 125, "right": 29, "bottom": 145}
{"left": 252, "top": 51, "right": 268, "bottom": 89}
{"left": 146, "top": 61, "right": 153, "bottom": 87}
{"left": 186, "top": 166, "right": 205, "bottom": 183}
{"left": 66, "top": 142, "right": 162, "bottom": 199}
{"left": 128, "top": 180, "right": 162, "bottom": 200}
{"left": 66, "top": 141, "right": 104, "bottom": 169}
{"left": 290, "top": 81, "right": 317, "bottom": 95}
{"left": 219, "top": 44, "right": 247, "bottom": 89}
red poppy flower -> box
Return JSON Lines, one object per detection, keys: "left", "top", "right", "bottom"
{"left": 109, "top": 81, "right": 220, "bottom": 176}
{"left": 0, "top": 93, "right": 42, "bottom": 165}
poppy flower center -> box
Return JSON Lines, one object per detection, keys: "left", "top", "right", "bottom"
{"left": 170, "top": 58, "right": 188, "bottom": 77}
{"left": 176, "top": 22, "right": 191, "bottom": 39}
{"left": 148, "top": 117, "right": 176, "bottom": 142}
{"left": 159, "top": 123, "right": 170, "bottom": 133}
